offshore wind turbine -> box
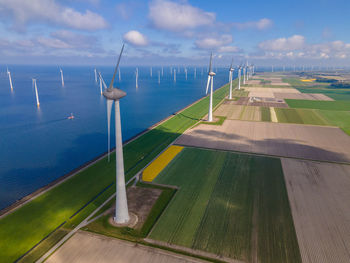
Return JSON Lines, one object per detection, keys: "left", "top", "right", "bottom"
{"left": 205, "top": 53, "right": 216, "bottom": 122}
{"left": 59, "top": 67, "right": 64, "bottom": 87}
{"left": 94, "top": 68, "right": 97, "bottom": 82}
{"left": 228, "top": 59, "right": 234, "bottom": 99}
{"left": 135, "top": 68, "right": 139, "bottom": 89}
{"left": 32, "top": 78, "right": 40, "bottom": 107}
{"left": 185, "top": 67, "right": 187, "bottom": 80}
{"left": 103, "top": 44, "right": 130, "bottom": 224}
{"left": 98, "top": 71, "right": 108, "bottom": 95}
{"left": 7, "top": 67, "right": 14, "bottom": 92}
{"left": 161, "top": 66, "right": 163, "bottom": 77}
{"left": 150, "top": 67, "right": 152, "bottom": 77}
{"left": 174, "top": 69, "right": 176, "bottom": 82}
{"left": 158, "top": 70, "right": 160, "bottom": 84}
{"left": 194, "top": 67, "right": 196, "bottom": 79}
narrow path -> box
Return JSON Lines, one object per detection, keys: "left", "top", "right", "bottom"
{"left": 270, "top": 107, "right": 278, "bottom": 122}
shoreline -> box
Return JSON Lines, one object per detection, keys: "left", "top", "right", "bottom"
{"left": 0, "top": 90, "right": 213, "bottom": 218}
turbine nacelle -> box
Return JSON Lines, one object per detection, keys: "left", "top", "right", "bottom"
{"left": 208, "top": 71, "right": 216, "bottom": 76}
{"left": 103, "top": 87, "right": 126, "bottom": 101}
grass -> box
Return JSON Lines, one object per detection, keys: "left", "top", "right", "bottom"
{"left": 261, "top": 107, "right": 272, "bottom": 121}
{"left": 285, "top": 99, "right": 350, "bottom": 111}
{"left": 83, "top": 183, "right": 176, "bottom": 241}
{"left": 0, "top": 80, "right": 234, "bottom": 262}
{"left": 149, "top": 147, "right": 301, "bottom": 263}
{"left": 142, "top": 146, "right": 184, "bottom": 182}
{"left": 275, "top": 108, "right": 330, "bottom": 126}
{"left": 318, "top": 110, "right": 350, "bottom": 136}
{"left": 199, "top": 116, "right": 227, "bottom": 126}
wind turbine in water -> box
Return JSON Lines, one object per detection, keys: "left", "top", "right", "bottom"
{"left": 135, "top": 68, "right": 138, "bottom": 89}
{"left": 185, "top": 67, "right": 187, "bottom": 80}
{"left": 228, "top": 59, "right": 234, "bottom": 99}
{"left": 94, "top": 68, "right": 97, "bottom": 83}
{"left": 32, "top": 78, "right": 40, "bottom": 107}
{"left": 194, "top": 67, "right": 196, "bottom": 79}
{"left": 205, "top": 53, "right": 216, "bottom": 122}
{"left": 158, "top": 70, "right": 160, "bottom": 84}
{"left": 7, "top": 67, "right": 14, "bottom": 92}
{"left": 150, "top": 67, "right": 152, "bottom": 77}
{"left": 174, "top": 69, "right": 176, "bottom": 82}
{"left": 98, "top": 71, "right": 108, "bottom": 95}
{"left": 103, "top": 43, "right": 130, "bottom": 224}
{"left": 59, "top": 67, "right": 64, "bottom": 87}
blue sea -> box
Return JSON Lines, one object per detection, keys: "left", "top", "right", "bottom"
{"left": 0, "top": 65, "right": 235, "bottom": 210}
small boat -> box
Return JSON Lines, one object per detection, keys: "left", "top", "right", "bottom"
{"left": 67, "top": 113, "right": 74, "bottom": 120}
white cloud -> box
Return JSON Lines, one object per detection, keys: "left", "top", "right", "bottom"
{"left": 37, "top": 37, "right": 71, "bottom": 49}
{"left": 0, "top": 0, "right": 107, "bottom": 31}
{"left": 233, "top": 18, "right": 273, "bottom": 30}
{"left": 123, "top": 30, "right": 148, "bottom": 46}
{"left": 259, "top": 35, "right": 305, "bottom": 51}
{"left": 218, "top": 46, "right": 240, "bottom": 53}
{"left": 195, "top": 34, "right": 232, "bottom": 49}
{"left": 148, "top": 0, "right": 215, "bottom": 32}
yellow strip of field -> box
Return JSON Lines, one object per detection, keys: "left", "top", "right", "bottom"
{"left": 142, "top": 145, "right": 184, "bottom": 182}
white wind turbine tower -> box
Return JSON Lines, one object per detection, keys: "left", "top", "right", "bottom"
{"left": 7, "top": 67, "right": 14, "bottom": 92}
{"left": 94, "top": 68, "right": 97, "bottom": 83}
{"left": 243, "top": 67, "right": 246, "bottom": 85}
{"left": 59, "top": 67, "right": 64, "bottom": 87}
{"left": 98, "top": 71, "right": 108, "bottom": 95}
{"left": 174, "top": 69, "right": 176, "bottom": 82}
{"left": 158, "top": 70, "right": 160, "bottom": 84}
{"left": 161, "top": 66, "right": 163, "bottom": 77}
{"left": 194, "top": 67, "right": 196, "bottom": 79}
{"left": 205, "top": 53, "right": 216, "bottom": 122}
{"left": 135, "top": 68, "right": 139, "bottom": 89}
{"left": 185, "top": 67, "right": 187, "bottom": 80}
{"left": 150, "top": 67, "right": 152, "bottom": 77}
{"left": 228, "top": 59, "right": 234, "bottom": 99}
{"left": 238, "top": 65, "right": 242, "bottom": 90}
{"left": 32, "top": 78, "right": 40, "bottom": 107}
{"left": 104, "top": 44, "right": 130, "bottom": 224}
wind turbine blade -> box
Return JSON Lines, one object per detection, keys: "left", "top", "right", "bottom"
{"left": 109, "top": 43, "right": 125, "bottom": 89}
{"left": 206, "top": 75, "right": 210, "bottom": 94}
{"left": 99, "top": 72, "right": 108, "bottom": 90}
{"left": 209, "top": 53, "right": 213, "bottom": 73}
{"left": 107, "top": 99, "right": 113, "bottom": 162}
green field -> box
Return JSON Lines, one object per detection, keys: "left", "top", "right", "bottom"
{"left": 318, "top": 110, "right": 350, "bottom": 136}
{"left": 149, "top": 148, "right": 301, "bottom": 263}
{"left": 296, "top": 88, "right": 350, "bottom": 101}
{"left": 285, "top": 99, "right": 350, "bottom": 111}
{"left": 275, "top": 108, "right": 330, "bottom": 125}
{"left": 0, "top": 81, "right": 234, "bottom": 262}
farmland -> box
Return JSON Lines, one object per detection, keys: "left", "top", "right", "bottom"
{"left": 285, "top": 99, "right": 350, "bottom": 111}
{"left": 274, "top": 108, "right": 329, "bottom": 125}
{"left": 149, "top": 147, "right": 301, "bottom": 263}
{"left": 0, "top": 81, "right": 233, "bottom": 262}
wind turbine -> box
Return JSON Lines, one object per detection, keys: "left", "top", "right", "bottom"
{"left": 103, "top": 43, "right": 130, "bottom": 224}
{"left": 238, "top": 65, "right": 242, "bottom": 90}
{"left": 150, "top": 67, "right": 152, "bottom": 77}
{"left": 185, "top": 67, "right": 187, "bottom": 80}
{"left": 158, "top": 70, "right": 160, "bottom": 84}
{"left": 161, "top": 66, "right": 163, "bottom": 77}
{"left": 243, "top": 67, "right": 246, "bottom": 85}
{"left": 59, "top": 67, "right": 64, "bottom": 87}
{"left": 32, "top": 78, "right": 40, "bottom": 107}
{"left": 98, "top": 71, "right": 108, "bottom": 95}
{"left": 94, "top": 68, "right": 97, "bottom": 83}
{"left": 174, "top": 69, "right": 176, "bottom": 82}
{"left": 194, "top": 67, "right": 196, "bottom": 79}
{"left": 135, "top": 68, "right": 138, "bottom": 89}
{"left": 228, "top": 59, "right": 234, "bottom": 99}
{"left": 7, "top": 67, "right": 14, "bottom": 92}
{"left": 205, "top": 53, "right": 216, "bottom": 122}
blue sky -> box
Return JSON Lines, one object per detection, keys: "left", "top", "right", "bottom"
{"left": 0, "top": 0, "right": 350, "bottom": 66}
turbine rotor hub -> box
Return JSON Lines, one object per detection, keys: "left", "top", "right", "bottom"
{"left": 103, "top": 87, "right": 126, "bottom": 100}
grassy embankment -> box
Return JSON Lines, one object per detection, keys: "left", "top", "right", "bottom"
{"left": 149, "top": 147, "right": 301, "bottom": 263}
{"left": 0, "top": 80, "right": 238, "bottom": 262}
